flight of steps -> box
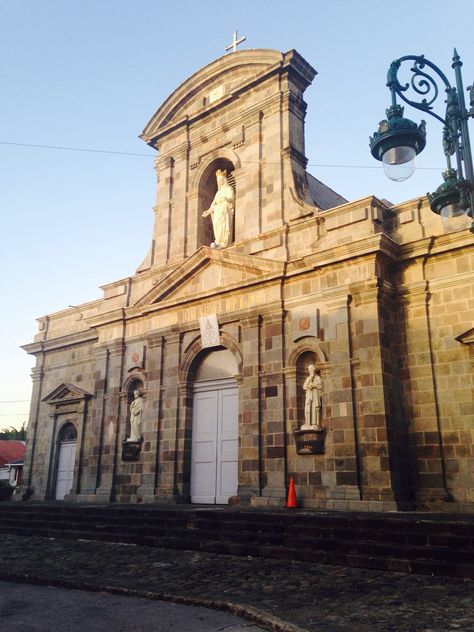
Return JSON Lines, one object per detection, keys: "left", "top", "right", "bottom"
{"left": 1, "top": 503, "right": 473, "bottom": 578}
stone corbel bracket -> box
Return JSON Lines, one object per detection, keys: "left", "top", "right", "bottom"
{"left": 293, "top": 426, "right": 326, "bottom": 455}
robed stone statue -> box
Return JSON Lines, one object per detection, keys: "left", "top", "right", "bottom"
{"left": 301, "top": 365, "right": 323, "bottom": 430}
{"left": 127, "top": 390, "right": 143, "bottom": 442}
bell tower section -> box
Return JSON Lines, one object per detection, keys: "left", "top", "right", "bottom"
{"left": 139, "top": 49, "right": 318, "bottom": 269}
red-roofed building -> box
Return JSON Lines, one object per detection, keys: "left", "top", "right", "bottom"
{"left": 0, "top": 440, "right": 26, "bottom": 486}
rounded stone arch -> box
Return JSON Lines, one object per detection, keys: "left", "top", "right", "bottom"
{"left": 288, "top": 339, "right": 328, "bottom": 369}
{"left": 123, "top": 371, "right": 147, "bottom": 395}
{"left": 179, "top": 333, "right": 243, "bottom": 385}
{"left": 56, "top": 420, "right": 77, "bottom": 443}
{"left": 191, "top": 149, "right": 241, "bottom": 190}
{"left": 192, "top": 151, "right": 240, "bottom": 248}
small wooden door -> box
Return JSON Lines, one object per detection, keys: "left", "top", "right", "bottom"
{"left": 55, "top": 440, "right": 77, "bottom": 500}
{"left": 191, "top": 378, "right": 238, "bottom": 504}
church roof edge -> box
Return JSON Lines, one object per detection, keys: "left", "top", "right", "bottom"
{"left": 140, "top": 48, "right": 316, "bottom": 147}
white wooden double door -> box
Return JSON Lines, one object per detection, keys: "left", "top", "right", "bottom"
{"left": 55, "top": 441, "right": 77, "bottom": 500}
{"left": 191, "top": 378, "right": 238, "bottom": 504}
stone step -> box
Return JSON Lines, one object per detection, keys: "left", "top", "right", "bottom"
{"left": 1, "top": 503, "right": 473, "bottom": 578}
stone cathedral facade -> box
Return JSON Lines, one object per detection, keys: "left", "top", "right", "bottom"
{"left": 20, "top": 49, "right": 474, "bottom": 512}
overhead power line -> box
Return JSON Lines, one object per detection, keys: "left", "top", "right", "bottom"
{"left": 0, "top": 400, "right": 30, "bottom": 404}
{"left": 0, "top": 413, "right": 29, "bottom": 417}
{"left": 0, "top": 140, "right": 444, "bottom": 170}
{"left": 0, "top": 140, "right": 152, "bottom": 157}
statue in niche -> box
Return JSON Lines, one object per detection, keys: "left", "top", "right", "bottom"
{"left": 202, "top": 169, "right": 235, "bottom": 248}
{"left": 301, "top": 365, "right": 323, "bottom": 430}
{"left": 127, "top": 390, "right": 143, "bottom": 442}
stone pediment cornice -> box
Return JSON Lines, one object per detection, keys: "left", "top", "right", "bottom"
{"left": 455, "top": 328, "right": 474, "bottom": 346}
{"left": 398, "top": 230, "right": 474, "bottom": 261}
{"left": 42, "top": 383, "right": 92, "bottom": 405}
{"left": 141, "top": 49, "right": 316, "bottom": 147}
{"left": 133, "top": 247, "right": 285, "bottom": 310}
{"left": 22, "top": 331, "right": 98, "bottom": 355}
{"left": 287, "top": 233, "right": 400, "bottom": 277}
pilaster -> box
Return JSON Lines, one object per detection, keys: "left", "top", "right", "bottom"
{"left": 154, "top": 332, "right": 181, "bottom": 502}
{"left": 324, "top": 291, "right": 362, "bottom": 505}
{"left": 238, "top": 315, "right": 263, "bottom": 501}
{"left": 259, "top": 310, "right": 287, "bottom": 505}
{"left": 399, "top": 282, "right": 451, "bottom": 504}
{"left": 96, "top": 339, "right": 125, "bottom": 502}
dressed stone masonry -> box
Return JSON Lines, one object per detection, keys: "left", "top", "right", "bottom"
{"left": 19, "top": 49, "right": 474, "bottom": 512}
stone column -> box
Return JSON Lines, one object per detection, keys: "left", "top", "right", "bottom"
{"left": 239, "top": 315, "right": 263, "bottom": 502}
{"left": 153, "top": 156, "right": 174, "bottom": 266}
{"left": 323, "top": 291, "right": 362, "bottom": 508}
{"left": 70, "top": 398, "right": 88, "bottom": 498}
{"left": 399, "top": 282, "right": 450, "bottom": 503}
{"left": 137, "top": 333, "right": 164, "bottom": 501}
{"left": 175, "top": 380, "right": 192, "bottom": 501}
{"left": 154, "top": 332, "right": 181, "bottom": 502}
{"left": 260, "top": 310, "right": 287, "bottom": 505}
{"left": 349, "top": 279, "right": 410, "bottom": 509}
{"left": 77, "top": 343, "right": 109, "bottom": 501}
{"left": 19, "top": 363, "right": 45, "bottom": 497}
{"left": 96, "top": 339, "right": 125, "bottom": 502}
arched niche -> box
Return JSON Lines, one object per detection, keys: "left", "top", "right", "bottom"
{"left": 197, "top": 158, "right": 236, "bottom": 247}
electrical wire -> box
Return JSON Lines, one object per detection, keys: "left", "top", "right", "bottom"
{"left": 0, "top": 140, "right": 444, "bottom": 170}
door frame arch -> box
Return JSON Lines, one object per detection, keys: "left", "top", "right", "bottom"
{"left": 178, "top": 338, "right": 242, "bottom": 503}
{"left": 54, "top": 421, "right": 78, "bottom": 500}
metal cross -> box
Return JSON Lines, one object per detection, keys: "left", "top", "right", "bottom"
{"left": 225, "top": 30, "right": 246, "bottom": 53}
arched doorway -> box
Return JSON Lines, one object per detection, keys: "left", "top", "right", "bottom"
{"left": 191, "top": 349, "right": 239, "bottom": 504}
{"left": 55, "top": 422, "right": 77, "bottom": 500}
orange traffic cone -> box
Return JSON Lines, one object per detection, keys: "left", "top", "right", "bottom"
{"left": 286, "top": 477, "right": 297, "bottom": 508}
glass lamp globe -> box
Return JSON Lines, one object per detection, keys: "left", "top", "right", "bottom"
{"left": 440, "top": 205, "right": 472, "bottom": 234}
{"left": 439, "top": 202, "right": 465, "bottom": 218}
{"left": 382, "top": 146, "right": 416, "bottom": 182}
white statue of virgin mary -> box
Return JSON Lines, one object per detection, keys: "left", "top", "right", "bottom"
{"left": 202, "top": 169, "right": 235, "bottom": 248}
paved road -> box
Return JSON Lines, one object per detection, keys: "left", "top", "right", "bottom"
{"left": 0, "top": 580, "right": 265, "bottom": 632}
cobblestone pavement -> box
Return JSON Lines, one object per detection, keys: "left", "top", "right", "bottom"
{"left": 1, "top": 534, "right": 473, "bottom": 632}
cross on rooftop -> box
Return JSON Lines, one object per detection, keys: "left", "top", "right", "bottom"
{"left": 225, "top": 30, "right": 246, "bottom": 53}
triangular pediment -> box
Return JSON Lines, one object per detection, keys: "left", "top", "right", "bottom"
{"left": 42, "top": 383, "right": 92, "bottom": 405}
{"left": 134, "top": 247, "right": 284, "bottom": 308}
{"left": 455, "top": 328, "right": 474, "bottom": 346}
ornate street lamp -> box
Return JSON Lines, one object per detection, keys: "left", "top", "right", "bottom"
{"left": 370, "top": 50, "right": 474, "bottom": 232}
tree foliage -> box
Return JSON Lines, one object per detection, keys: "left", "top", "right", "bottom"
{"left": 0, "top": 424, "right": 27, "bottom": 441}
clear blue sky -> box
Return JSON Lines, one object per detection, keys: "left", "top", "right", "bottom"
{"left": 1, "top": 0, "right": 473, "bottom": 428}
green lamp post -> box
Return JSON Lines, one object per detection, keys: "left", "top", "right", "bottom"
{"left": 370, "top": 50, "right": 474, "bottom": 232}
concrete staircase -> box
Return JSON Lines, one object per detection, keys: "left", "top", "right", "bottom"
{"left": 1, "top": 503, "right": 473, "bottom": 578}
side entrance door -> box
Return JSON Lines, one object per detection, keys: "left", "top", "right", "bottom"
{"left": 55, "top": 440, "right": 77, "bottom": 500}
{"left": 191, "top": 378, "right": 238, "bottom": 504}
